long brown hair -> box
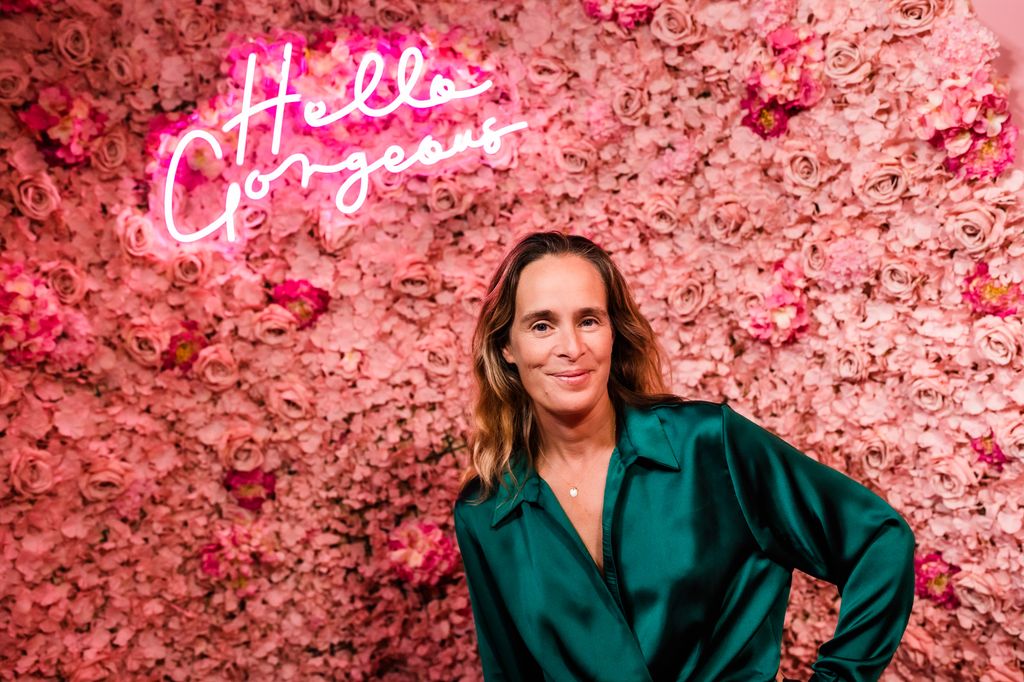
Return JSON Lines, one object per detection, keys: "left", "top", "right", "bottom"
{"left": 459, "top": 231, "right": 685, "bottom": 504}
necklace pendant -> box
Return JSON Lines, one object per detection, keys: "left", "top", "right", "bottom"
{"left": 569, "top": 486, "right": 578, "bottom": 498}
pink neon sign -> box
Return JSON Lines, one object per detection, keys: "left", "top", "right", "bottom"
{"left": 162, "top": 42, "right": 528, "bottom": 243}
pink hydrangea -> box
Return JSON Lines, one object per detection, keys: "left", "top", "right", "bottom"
{"left": 0, "top": 259, "right": 64, "bottom": 366}
{"left": 915, "top": 552, "right": 961, "bottom": 609}
{"left": 386, "top": 519, "right": 458, "bottom": 587}
{"left": 923, "top": 15, "right": 1000, "bottom": 80}
{"left": 271, "top": 279, "right": 331, "bottom": 329}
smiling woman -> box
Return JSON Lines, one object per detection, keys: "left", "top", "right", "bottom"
{"left": 453, "top": 231, "right": 916, "bottom": 682}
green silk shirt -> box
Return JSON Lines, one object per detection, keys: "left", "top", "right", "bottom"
{"left": 453, "top": 400, "right": 916, "bottom": 682}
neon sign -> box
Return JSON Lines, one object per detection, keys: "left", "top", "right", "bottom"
{"left": 162, "top": 42, "right": 528, "bottom": 243}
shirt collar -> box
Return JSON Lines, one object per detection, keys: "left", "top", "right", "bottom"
{"left": 490, "top": 402, "right": 681, "bottom": 528}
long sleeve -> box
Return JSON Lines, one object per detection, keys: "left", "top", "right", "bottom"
{"left": 719, "top": 403, "right": 916, "bottom": 682}
{"left": 453, "top": 502, "right": 545, "bottom": 682}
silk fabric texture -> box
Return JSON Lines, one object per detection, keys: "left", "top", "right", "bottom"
{"left": 453, "top": 400, "right": 916, "bottom": 681}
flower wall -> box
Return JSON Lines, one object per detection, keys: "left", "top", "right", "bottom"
{"left": 1, "top": 0, "right": 1023, "bottom": 679}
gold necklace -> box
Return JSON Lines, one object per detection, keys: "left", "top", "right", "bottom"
{"left": 539, "top": 449, "right": 610, "bottom": 499}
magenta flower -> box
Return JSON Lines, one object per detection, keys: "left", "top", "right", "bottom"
{"left": 162, "top": 319, "right": 208, "bottom": 372}
{"left": 971, "top": 432, "right": 1008, "bottom": 472}
{"left": 962, "top": 261, "right": 1020, "bottom": 318}
{"left": 741, "top": 97, "right": 790, "bottom": 139}
{"left": 271, "top": 279, "right": 331, "bottom": 330}
{"left": 914, "top": 552, "right": 961, "bottom": 609}
{"left": 224, "top": 468, "right": 277, "bottom": 511}
{"left": 0, "top": 259, "right": 65, "bottom": 367}
{"left": 947, "top": 123, "right": 1019, "bottom": 181}
{"left": 386, "top": 519, "right": 459, "bottom": 588}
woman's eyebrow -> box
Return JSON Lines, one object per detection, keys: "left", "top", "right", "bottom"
{"left": 518, "top": 307, "right": 608, "bottom": 324}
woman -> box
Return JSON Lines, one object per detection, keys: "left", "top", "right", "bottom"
{"left": 453, "top": 231, "right": 916, "bottom": 682}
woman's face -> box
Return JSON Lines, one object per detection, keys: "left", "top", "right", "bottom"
{"left": 502, "top": 254, "right": 615, "bottom": 419}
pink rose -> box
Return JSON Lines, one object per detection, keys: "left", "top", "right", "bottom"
{"left": 427, "top": 178, "right": 472, "bottom": 222}
{"left": 781, "top": 148, "right": 822, "bottom": 194}
{"left": 13, "top": 173, "right": 61, "bottom": 221}
{"left": 553, "top": 140, "right": 597, "bottom": 174}
{"left": 925, "top": 453, "right": 978, "bottom": 508}
{"left": 123, "top": 324, "right": 170, "bottom": 368}
{"left": 79, "top": 458, "right": 129, "bottom": 502}
{"left": 834, "top": 346, "right": 870, "bottom": 382}
{"left": 971, "top": 316, "right": 1019, "bottom": 367}
{"left": 878, "top": 259, "right": 920, "bottom": 299}
{"left": 612, "top": 85, "right": 648, "bottom": 127}
{"left": 995, "top": 418, "right": 1024, "bottom": 463}
{"left": 665, "top": 276, "right": 709, "bottom": 323}
{"left": 390, "top": 255, "right": 441, "bottom": 299}
{"left": 374, "top": 0, "right": 419, "bottom": 28}
{"left": 169, "top": 250, "right": 211, "bottom": 286}
{"left": 823, "top": 37, "right": 871, "bottom": 87}
{"left": 266, "top": 379, "right": 313, "bottom": 420}
{"left": 314, "top": 210, "right": 360, "bottom": 254}
{"left": 218, "top": 426, "right": 265, "bottom": 472}
{"left": 801, "top": 242, "right": 827, "bottom": 278}
{"left": 889, "top": 0, "right": 939, "bottom": 37}
{"left": 53, "top": 19, "right": 93, "bottom": 69}
{"left": 907, "top": 376, "right": 948, "bottom": 413}
{"left": 116, "top": 210, "right": 157, "bottom": 260}
{"left": 944, "top": 201, "right": 1007, "bottom": 255}
{"left": 9, "top": 447, "right": 60, "bottom": 496}
{"left": 854, "top": 435, "right": 899, "bottom": 480}
{"left": 89, "top": 128, "right": 129, "bottom": 175}
{"left": 525, "top": 56, "right": 571, "bottom": 91}
{"left": 177, "top": 9, "right": 215, "bottom": 48}
{"left": 651, "top": 1, "right": 706, "bottom": 47}
{"left": 853, "top": 160, "right": 907, "bottom": 206}
{"left": 642, "top": 195, "right": 678, "bottom": 235}
{"left": 414, "top": 328, "right": 460, "bottom": 381}
{"left": 0, "top": 57, "right": 30, "bottom": 105}
{"left": 700, "top": 197, "right": 754, "bottom": 245}
{"left": 193, "top": 343, "right": 239, "bottom": 392}
{"left": 44, "top": 260, "right": 87, "bottom": 305}
{"left": 254, "top": 304, "right": 298, "bottom": 345}
{"left": 106, "top": 48, "right": 141, "bottom": 87}
{"left": 301, "top": 0, "right": 343, "bottom": 18}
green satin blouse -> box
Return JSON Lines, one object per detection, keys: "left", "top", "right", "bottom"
{"left": 453, "top": 400, "right": 916, "bottom": 682}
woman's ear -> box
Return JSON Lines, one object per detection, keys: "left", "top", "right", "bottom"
{"left": 501, "top": 343, "right": 514, "bottom": 365}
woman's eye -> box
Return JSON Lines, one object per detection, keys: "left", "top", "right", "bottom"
{"left": 581, "top": 318, "right": 598, "bottom": 327}
{"left": 532, "top": 322, "right": 550, "bottom": 332}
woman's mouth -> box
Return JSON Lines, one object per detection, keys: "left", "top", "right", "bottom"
{"left": 550, "top": 370, "right": 591, "bottom": 387}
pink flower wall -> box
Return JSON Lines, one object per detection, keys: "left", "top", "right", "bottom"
{"left": 1, "top": 0, "right": 1023, "bottom": 680}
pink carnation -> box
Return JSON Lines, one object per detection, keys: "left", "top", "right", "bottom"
{"left": 224, "top": 468, "right": 277, "bottom": 511}
{"left": 971, "top": 432, "right": 1008, "bottom": 472}
{"left": 582, "top": 0, "right": 661, "bottom": 30}
{"left": 915, "top": 552, "right": 961, "bottom": 609}
{"left": 962, "top": 262, "right": 1021, "bottom": 318}
{"left": 162, "top": 319, "right": 209, "bottom": 372}
{"left": 387, "top": 520, "right": 458, "bottom": 587}
{"left": 270, "top": 279, "right": 331, "bottom": 330}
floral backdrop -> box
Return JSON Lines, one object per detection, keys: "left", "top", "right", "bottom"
{"left": 1, "top": 0, "right": 1023, "bottom": 679}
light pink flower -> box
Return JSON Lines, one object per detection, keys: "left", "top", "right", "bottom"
{"left": 9, "top": 447, "right": 60, "bottom": 496}
{"left": 387, "top": 519, "right": 458, "bottom": 587}
{"left": 193, "top": 343, "right": 239, "bottom": 392}
{"left": 391, "top": 255, "right": 441, "bottom": 299}
{"left": 13, "top": 173, "right": 61, "bottom": 221}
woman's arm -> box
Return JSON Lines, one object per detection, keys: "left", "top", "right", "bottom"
{"left": 720, "top": 402, "right": 917, "bottom": 682}
{"left": 453, "top": 502, "right": 546, "bottom": 681}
